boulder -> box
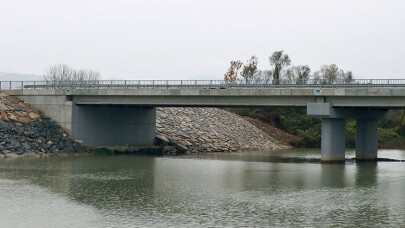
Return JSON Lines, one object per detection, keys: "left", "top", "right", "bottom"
{"left": 156, "top": 135, "right": 170, "bottom": 144}
{"left": 28, "top": 112, "right": 41, "bottom": 120}
{"left": 7, "top": 113, "right": 17, "bottom": 121}
{"left": 5, "top": 152, "right": 19, "bottom": 158}
{"left": 1, "top": 111, "right": 8, "bottom": 121}
{"left": 0, "top": 120, "right": 10, "bottom": 130}
{"left": 15, "top": 111, "right": 28, "bottom": 117}
{"left": 0, "top": 102, "right": 8, "bottom": 111}
{"left": 17, "top": 117, "right": 31, "bottom": 124}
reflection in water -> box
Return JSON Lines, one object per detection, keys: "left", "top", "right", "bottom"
{"left": 0, "top": 149, "right": 405, "bottom": 227}
{"left": 356, "top": 162, "right": 378, "bottom": 187}
{"left": 321, "top": 164, "right": 346, "bottom": 188}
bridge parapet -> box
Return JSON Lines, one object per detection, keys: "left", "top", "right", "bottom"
{"left": 2, "top": 79, "right": 405, "bottom": 90}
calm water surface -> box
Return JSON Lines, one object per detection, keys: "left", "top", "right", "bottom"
{"left": 1, "top": 149, "right": 405, "bottom": 227}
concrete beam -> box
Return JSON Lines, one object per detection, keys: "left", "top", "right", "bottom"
{"left": 307, "top": 103, "right": 390, "bottom": 119}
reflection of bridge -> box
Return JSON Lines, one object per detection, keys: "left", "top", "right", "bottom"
{"left": 3, "top": 79, "right": 405, "bottom": 162}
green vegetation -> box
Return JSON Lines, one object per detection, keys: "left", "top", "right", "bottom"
{"left": 230, "top": 108, "right": 405, "bottom": 148}
{"left": 224, "top": 50, "right": 403, "bottom": 148}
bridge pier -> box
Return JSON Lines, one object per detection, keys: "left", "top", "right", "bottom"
{"left": 356, "top": 119, "right": 378, "bottom": 161}
{"left": 308, "top": 103, "right": 389, "bottom": 162}
{"left": 321, "top": 118, "right": 346, "bottom": 162}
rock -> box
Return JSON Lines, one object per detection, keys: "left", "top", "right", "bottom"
{"left": 22, "top": 142, "right": 31, "bottom": 150}
{"left": 0, "top": 102, "right": 8, "bottom": 111}
{"left": 0, "top": 153, "right": 5, "bottom": 158}
{"left": 28, "top": 112, "right": 41, "bottom": 120}
{"left": 17, "top": 117, "right": 31, "bottom": 124}
{"left": 156, "top": 135, "right": 169, "bottom": 144}
{"left": 1, "top": 111, "right": 8, "bottom": 121}
{"left": 5, "top": 152, "right": 19, "bottom": 158}
{"left": 63, "top": 134, "right": 67, "bottom": 137}
{"left": 176, "top": 143, "right": 188, "bottom": 151}
{"left": 15, "top": 111, "right": 28, "bottom": 117}
{"left": 0, "top": 92, "right": 9, "bottom": 97}
{"left": 23, "top": 152, "right": 39, "bottom": 157}
{"left": 155, "top": 107, "right": 289, "bottom": 153}
{"left": 7, "top": 113, "right": 17, "bottom": 121}
{"left": 0, "top": 120, "right": 10, "bottom": 130}
{"left": 47, "top": 141, "right": 53, "bottom": 145}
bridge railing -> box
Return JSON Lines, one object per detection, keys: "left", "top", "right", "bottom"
{"left": 1, "top": 79, "right": 405, "bottom": 90}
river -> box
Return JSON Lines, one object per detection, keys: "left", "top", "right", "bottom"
{"left": 1, "top": 149, "right": 405, "bottom": 227}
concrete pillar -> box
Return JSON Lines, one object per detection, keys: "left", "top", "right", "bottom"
{"left": 321, "top": 118, "right": 346, "bottom": 162}
{"left": 356, "top": 119, "right": 378, "bottom": 160}
{"left": 71, "top": 105, "right": 156, "bottom": 146}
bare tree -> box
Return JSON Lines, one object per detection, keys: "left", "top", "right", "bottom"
{"left": 342, "top": 71, "right": 353, "bottom": 84}
{"left": 313, "top": 64, "right": 353, "bottom": 84}
{"left": 44, "top": 64, "right": 74, "bottom": 83}
{"left": 283, "top": 68, "right": 295, "bottom": 81}
{"left": 44, "top": 64, "right": 101, "bottom": 84}
{"left": 280, "top": 65, "right": 311, "bottom": 84}
{"left": 260, "top": 70, "right": 273, "bottom": 84}
{"left": 294, "top": 65, "right": 311, "bottom": 84}
{"left": 240, "top": 56, "right": 258, "bottom": 84}
{"left": 269, "top": 51, "right": 291, "bottom": 84}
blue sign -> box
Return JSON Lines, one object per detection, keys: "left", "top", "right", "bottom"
{"left": 315, "top": 89, "right": 321, "bottom": 95}
{"left": 66, "top": 89, "right": 71, "bottom": 95}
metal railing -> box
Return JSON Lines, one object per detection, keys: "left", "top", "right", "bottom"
{"left": 1, "top": 79, "right": 405, "bottom": 90}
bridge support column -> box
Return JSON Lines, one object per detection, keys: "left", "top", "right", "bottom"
{"left": 308, "top": 103, "right": 389, "bottom": 162}
{"left": 321, "top": 118, "right": 346, "bottom": 162}
{"left": 356, "top": 119, "right": 378, "bottom": 161}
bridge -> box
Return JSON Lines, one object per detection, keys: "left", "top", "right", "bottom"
{"left": 2, "top": 79, "right": 405, "bottom": 162}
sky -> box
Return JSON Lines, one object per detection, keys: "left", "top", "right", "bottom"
{"left": 0, "top": 0, "right": 404, "bottom": 80}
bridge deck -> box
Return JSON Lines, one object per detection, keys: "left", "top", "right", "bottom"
{"left": 4, "top": 87, "right": 405, "bottom": 108}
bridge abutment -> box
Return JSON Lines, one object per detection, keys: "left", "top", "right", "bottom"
{"left": 14, "top": 94, "right": 156, "bottom": 147}
{"left": 308, "top": 103, "right": 389, "bottom": 162}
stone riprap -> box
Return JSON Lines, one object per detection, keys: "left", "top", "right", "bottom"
{"left": 0, "top": 92, "right": 88, "bottom": 158}
{"left": 156, "top": 107, "right": 290, "bottom": 153}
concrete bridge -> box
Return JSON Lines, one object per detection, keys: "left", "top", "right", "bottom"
{"left": 3, "top": 79, "right": 405, "bottom": 162}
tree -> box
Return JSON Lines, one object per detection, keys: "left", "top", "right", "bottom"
{"left": 44, "top": 64, "right": 74, "bottom": 83}
{"left": 282, "top": 68, "right": 295, "bottom": 83}
{"left": 313, "top": 64, "right": 353, "bottom": 84}
{"left": 269, "top": 51, "right": 291, "bottom": 84}
{"left": 295, "top": 65, "right": 311, "bottom": 84}
{"left": 260, "top": 70, "right": 273, "bottom": 84}
{"left": 224, "top": 60, "right": 243, "bottom": 83}
{"left": 281, "top": 65, "right": 311, "bottom": 84}
{"left": 44, "top": 64, "right": 101, "bottom": 84}
{"left": 240, "top": 56, "right": 258, "bottom": 84}
{"left": 342, "top": 71, "right": 353, "bottom": 84}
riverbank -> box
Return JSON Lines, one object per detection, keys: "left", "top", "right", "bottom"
{"left": 0, "top": 92, "right": 88, "bottom": 158}
{"left": 0, "top": 92, "right": 293, "bottom": 158}
{"left": 229, "top": 107, "right": 405, "bottom": 149}
{"left": 155, "top": 107, "right": 291, "bottom": 154}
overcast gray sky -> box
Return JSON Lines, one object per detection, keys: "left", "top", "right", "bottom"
{"left": 1, "top": 0, "right": 404, "bottom": 80}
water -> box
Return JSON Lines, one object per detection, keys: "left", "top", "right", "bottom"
{"left": 1, "top": 149, "right": 405, "bottom": 227}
